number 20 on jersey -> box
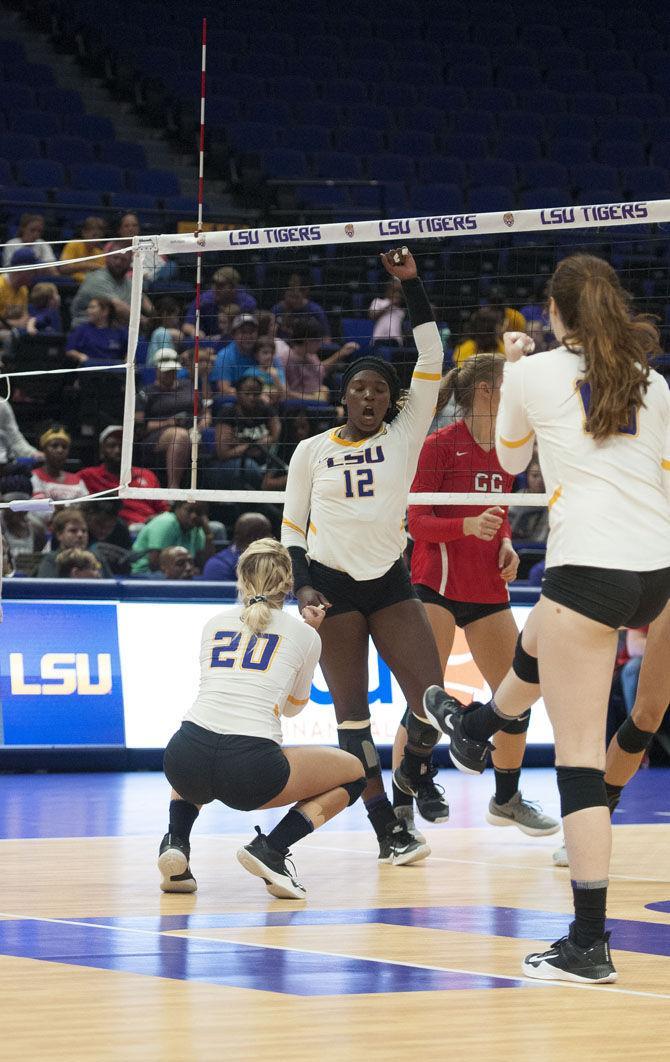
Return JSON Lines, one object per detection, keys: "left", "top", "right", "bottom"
{"left": 210, "top": 631, "right": 281, "bottom": 671}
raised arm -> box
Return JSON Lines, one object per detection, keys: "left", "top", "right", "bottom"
{"left": 495, "top": 333, "right": 536, "bottom": 474}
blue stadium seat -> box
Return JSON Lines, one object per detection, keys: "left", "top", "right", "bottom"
{"left": 43, "top": 136, "right": 96, "bottom": 165}
{"left": 333, "top": 127, "right": 386, "bottom": 155}
{"left": 63, "top": 114, "right": 115, "bottom": 141}
{"left": 418, "top": 156, "right": 466, "bottom": 186}
{"left": 468, "top": 88, "right": 516, "bottom": 114}
{"left": 246, "top": 100, "right": 291, "bottom": 126}
{"left": 597, "top": 139, "right": 646, "bottom": 167}
{"left": 546, "top": 114, "right": 596, "bottom": 140}
{"left": 293, "top": 101, "right": 341, "bottom": 127}
{"left": 419, "top": 85, "right": 468, "bottom": 111}
{"left": 649, "top": 142, "right": 670, "bottom": 170}
{"left": 469, "top": 159, "right": 517, "bottom": 188}
{"left": 129, "top": 169, "right": 181, "bottom": 197}
{"left": 409, "top": 183, "right": 464, "bottom": 216}
{"left": 25, "top": 62, "right": 57, "bottom": 86}
{"left": 292, "top": 54, "right": 335, "bottom": 81}
{"left": 51, "top": 188, "right": 105, "bottom": 210}
{"left": 108, "top": 192, "right": 160, "bottom": 212}
{"left": 366, "top": 154, "right": 415, "bottom": 183}
{"left": 99, "top": 141, "right": 147, "bottom": 169}
{"left": 517, "top": 23, "right": 566, "bottom": 47}
{"left": 350, "top": 181, "right": 407, "bottom": 214}
{"left": 0, "top": 82, "right": 37, "bottom": 110}
{"left": 478, "top": 21, "right": 518, "bottom": 48}
{"left": 0, "top": 39, "right": 27, "bottom": 62}
{"left": 545, "top": 69, "right": 592, "bottom": 93}
{"left": 594, "top": 70, "right": 648, "bottom": 94}
{"left": 599, "top": 117, "right": 645, "bottom": 143}
{"left": 569, "top": 92, "right": 617, "bottom": 117}
{"left": 389, "top": 131, "right": 436, "bottom": 157}
{"left": 618, "top": 94, "right": 666, "bottom": 120}
{"left": 0, "top": 186, "right": 48, "bottom": 210}
{"left": 516, "top": 89, "right": 566, "bottom": 114}
{"left": 226, "top": 122, "right": 278, "bottom": 151}
{"left": 260, "top": 149, "right": 309, "bottom": 179}
{"left": 401, "top": 61, "right": 433, "bottom": 85}
{"left": 0, "top": 132, "right": 40, "bottom": 159}
{"left": 345, "top": 105, "right": 391, "bottom": 131}
{"left": 267, "top": 76, "right": 317, "bottom": 103}
{"left": 162, "top": 195, "right": 202, "bottom": 215}
{"left": 443, "top": 133, "right": 489, "bottom": 160}
{"left": 564, "top": 27, "right": 615, "bottom": 50}
{"left": 70, "top": 163, "right": 126, "bottom": 192}
{"left": 547, "top": 136, "right": 594, "bottom": 163}
{"left": 467, "top": 185, "right": 515, "bottom": 212}
{"left": 306, "top": 35, "right": 346, "bottom": 55}
{"left": 622, "top": 166, "right": 668, "bottom": 199}
{"left": 519, "top": 186, "right": 571, "bottom": 209}
{"left": 313, "top": 151, "right": 363, "bottom": 179}
{"left": 0, "top": 159, "right": 13, "bottom": 183}
{"left": 398, "top": 106, "right": 445, "bottom": 135}
{"left": 348, "top": 39, "right": 396, "bottom": 64}
{"left": 320, "top": 79, "right": 369, "bottom": 106}
{"left": 289, "top": 125, "right": 332, "bottom": 153}
{"left": 540, "top": 47, "right": 585, "bottom": 71}
{"left": 577, "top": 186, "right": 621, "bottom": 205}
{"left": 451, "top": 110, "right": 497, "bottom": 139}
{"left": 448, "top": 46, "right": 492, "bottom": 68}
{"left": 243, "top": 54, "right": 291, "bottom": 78}
{"left": 497, "top": 67, "right": 543, "bottom": 92}
{"left": 7, "top": 110, "right": 61, "bottom": 138}
{"left": 521, "top": 160, "right": 570, "bottom": 189}
{"left": 373, "top": 83, "right": 418, "bottom": 109}
{"left": 497, "top": 111, "right": 545, "bottom": 140}
{"left": 592, "top": 49, "right": 636, "bottom": 73}
{"left": 571, "top": 162, "right": 619, "bottom": 193}
{"left": 495, "top": 135, "right": 542, "bottom": 162}
{"left": 341, "top": 58, "right": 390, "bottom": 85}
{"left": 448, "top": 63, "right": 494, "bottom": 88}
{"left": 15, "top": 159, "right": 65, "bottom": 187}
{"left": 36, "top": 88, "right": 84, "bottom": 113}
{"left": 296, "top": 185, "right": 351, "bottom": 210}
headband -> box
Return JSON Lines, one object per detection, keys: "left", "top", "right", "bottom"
{"left": 39, "top": 427, "right": 71, "bottom": 449}
{"left": 247, "top": 595, "right": 268, "bottom": 605}
{"left": 340, "top": 356, "right": 400, "bottom": 403}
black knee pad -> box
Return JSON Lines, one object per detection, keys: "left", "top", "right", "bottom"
{"left": 337, "top": 722, "right": 382, "bottom": 780}
{"left": 499, "top": 708, "right": 531, "bottom": 735}
{"left": 400, "top": 705, "right": 411, "bottom": 729}
{"left": 616, "top": 716, "right": 654, "bottom": 754}
{"left": 406, "top": 708, "right": 439, "bottom": 750}
{"left": 556, "top": 766, "right": 607, "bottom": 818}
{"left": 341, "top": 776, "right": 366, "bottom": 806}
{"left": 512, "top": 633, "right": 540, "bottom": 685}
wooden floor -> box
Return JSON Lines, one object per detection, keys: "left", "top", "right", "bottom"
{"left": 0, "top": 769, "right": 669, "bottom": 1062}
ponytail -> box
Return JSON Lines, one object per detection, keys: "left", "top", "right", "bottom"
{"left": 550, "top": 255, "right": 660, "bottom": 441}
{"left": 237, "top": 537, "right": 293, "bottom": 635}
{"left": 436, "top": 353, "right": 504, "bottom": 415}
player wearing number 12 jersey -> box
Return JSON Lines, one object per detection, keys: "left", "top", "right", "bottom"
{"left": 281, "top": 247, "right": 447, "bottom": 865}
{"left": 393, "top": 353, "right": 558, "bottom": 838}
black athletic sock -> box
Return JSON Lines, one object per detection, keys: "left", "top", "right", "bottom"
{"left": 570, "top": 880, "right": 608, "bottom": 948}
{"left": 267, "top": 808, "right": 314, "bottom": 853}
{"left": 494, "top": 767, "right": 521, "bottom": 806}
{"left": 402, "top": 747, "right": 431, "bottom": 785}
{"left": 168, "top": 799, "right": 199, "bottom": 845}
{"left": 365, "top": 794, "right": 397, "bottom": 839}
{"left": 605, "top": 782, "right": 624, "bottom": 816}
{"left": 392, "top": 780, "right": 413, "bottom": 809}
{"left": 460, "top": 699, "right": 502, "bottom": 742}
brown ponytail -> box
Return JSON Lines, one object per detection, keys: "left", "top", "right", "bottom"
{"left": 549, "top": 254, "right": 660, "bottom": 441}
{"left": 436, "top": 353, "right": 504, "bottom": 415}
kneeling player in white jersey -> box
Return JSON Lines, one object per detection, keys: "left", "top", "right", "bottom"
{"left": 422, "top": 253, "right": 670, "bottom": 983}
{"left": 281, "top": 247, "right": 447, "bottom": 866}
{"left": 158, "top": 538, "right": 365, "bottom": 899}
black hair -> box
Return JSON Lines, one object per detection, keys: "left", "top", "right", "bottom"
{"left": 289, "top": 315, "right": 323, "bottom": 342}
{"left": 341, "top": 356, "right": 403, "bottom": 421}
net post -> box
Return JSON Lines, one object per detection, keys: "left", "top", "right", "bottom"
{"left": 190, "top": 15, "right": 207, "bottom": 490}
{"left": 119, "top": 237, "right": 148, "bottom": 493}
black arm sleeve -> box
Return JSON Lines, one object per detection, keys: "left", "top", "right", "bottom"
{"left": 401, "top": 276, "right": 434, "bottom": 329}
{"left": 288, "top": 545, "right": 312, "bottom": 593}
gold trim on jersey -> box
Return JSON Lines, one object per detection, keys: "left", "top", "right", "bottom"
{"left": 412, "top": 370, "right": 441, "bottom": 381}
{"left": 662, "top": 459, "right": 670, "bottom": 470}
{"left": 499, "top": 429, "right": 534, "bottom": 448}
{"left": 328, "top": 426, "right": 387, "bottom": 447}
{"left": 547, "top": 485, "right": 562, "bottom": 509}
{"left": 282, "top": 517, "right": 306, "bottom": 537}
{"left": 308, "top": 521, "right": 317, "bottom": 534}
{"left": 287, "top": 693, "right": 310, "bottom": 707}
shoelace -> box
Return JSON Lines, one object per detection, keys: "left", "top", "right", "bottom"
{"left": 417, "top": 764, "right": 446, "bottom": 798}
{"left": 253, "top": 825, "right": 301, "bottom": 885}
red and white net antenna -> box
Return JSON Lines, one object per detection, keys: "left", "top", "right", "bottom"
{"left": 190, "top": 16, "right": 207, "bottom": 489}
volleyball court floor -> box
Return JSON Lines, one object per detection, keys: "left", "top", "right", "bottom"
{"left": 0, "top": 767, "right": 668, "bottom": 1061}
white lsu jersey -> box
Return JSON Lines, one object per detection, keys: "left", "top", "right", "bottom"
{"left": 281, "top": 320, "right": 443, "bottom": 580}
{"left": 496, "top": 345, "right": 670, "bottom": 571}
{"left": 184, "top": 606, "right": 321, "bottom": 744}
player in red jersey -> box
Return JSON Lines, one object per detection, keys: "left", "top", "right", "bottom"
{"left": 392, "top": 353, "right": 559, "bottom": 838}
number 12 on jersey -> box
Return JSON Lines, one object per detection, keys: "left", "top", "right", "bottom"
{"left": 343, "top": 468, "right": 375, "bottom": 498}
{"left": 210, "top": 630, "right": 281, "bottom": 671}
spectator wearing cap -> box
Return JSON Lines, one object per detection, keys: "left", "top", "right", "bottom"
{"left": 284, "top": 316, "right": 358, "bottom": 405}
{"left": 0, "top": 400, "right": 42, "bottom": 471}
{"left": 0, "top": 248, "right": 41, "bottom": 330}
{"left": 59, "top": 216, "right": 106, "bottom": 284}
{"left": 130, "top": 501, "right": 212, "bottom": 575}
{"left": 56, "top": 548, "right": 102, "bottom": 579}
{"left": 79, "top": 426, "right": 168, "bottom": 529}
{"left": 135, "top": 349, "right": 195, "bottom": 489}
{"left": 69, "top": 241, "right": 153, "bottom": 327}
{"left": 36, "top": 507, "right": 112, "bottom": 577}
{"left": 2, "top": 214, "right": 57, "bottom": 272}
{"left": 31, "top": 425, "right": 88, "bottom": 510}
{"left": 183, "top": 266, "right": 257, "bottom": 339}
{"left": 0, "top": 471, "right": 47, "bottom": 559}
{"left": 200, "top": 512, "right": 271, "bottom": 581}
{"left": 272, "top": 277, "right": 331, "bottom": 342}
{"left": 209, "top": 314, "right": 260, "bottom": 399}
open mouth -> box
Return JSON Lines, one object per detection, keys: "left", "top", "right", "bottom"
{"left": 361, "top": 405, "right": 375, "bottom": 420}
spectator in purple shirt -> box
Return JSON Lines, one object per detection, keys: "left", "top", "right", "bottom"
{"left": 272, "top": 277, "right": 331, "bottom": 342}
{"left": 200, "top": 512, "right": 272, "bottom": 581}
{"left": 183, "top": 267, "right": 257, "bottom": 338}
{"left": 66, "top": 296, "right": 127, "bottom": 366}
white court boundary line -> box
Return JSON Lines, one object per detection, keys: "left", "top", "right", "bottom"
{"left": 0, "top": 908, "right": 667, "bottom": 1003}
